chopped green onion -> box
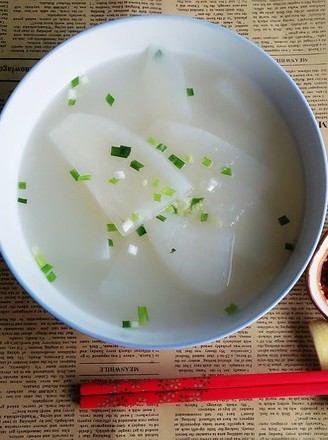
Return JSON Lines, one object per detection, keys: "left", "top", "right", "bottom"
{"left": 41, "top": 263, "right": 53, "bottom": 274}
{"left": 46, "top": 271, "right": 57, "bottom": 283}
{"left": 224, "top": 303, "right": 239, "bottom": 315}
{"left": 154, "top": 49, "right": 163, "bottom": 59}
{"left": 108, "top": 177, "right": 120, "bottom": 185}
{"left": 220, "top": 166, "right": 232, "bottom": 176}
{"left": 201, "top": 212, "right": 209, "bottom": 222}
{"left": 168, "top": 154, "right": 185, "bottom": 170}
{"left": 105, "top": 93, "right": 115, "bottom": 106}
{"left": 153, "top": 193, "right": 162, "bottom": 202}
{"left": 132, "top": 212, "right": 139, "bottom": 222}
{"left": 138, "top": 306, "right": 149, "bottom": 325}
{"left": 151, "top": 178, "right": 160, "bottom": 187}
{"left": 122, "top": 320, "right": 132, "bottom": 328}
{"left": 279, "top": 215, "right": 290, "bottom": 226}
{"left": 190, "top": 197, "right": 204, "bottom": 209}
{"left": 202, "top": 156, "right": 213, "bottom": 168}
{"left": 17, "top": 197, "right": 27, "bottom": 204}
{"left": 18, "top": 181, "right": 27, "bottom": 189}
{"left": 136, "top": 225, "right": 147, "bottom": 236}
{"left": 70, "top": 76, "right": 80, "bottom": 88}
{"left": 107, "top": 223, "right": 118, "bottom": 232}
{"left": 111, "top": 145, "right": 131, "bottom": 158}
{"left": 166, "top": 204, "right": 177, "bottom": 214}
{"left": 35, "top": 254, "right": 47, "bottom": 268}
{"left": 156, "top": 143, "right": 167, "bottom": 152}
{"left": 156, "top": 214, "right": 167, "bottom": 222}
{"left": 186, "top": 87, "right": 195, "bottom": 96}
{"left": 69, "top": 168, "right": 80, "bottom": 181}
{"left": 130, "top": 160, "right": 144, "bottom": 171}
{"left": 122, "top": 219, "right": 134, "bottom": 233}
{"left": 69, "top": 168, "right": 91, "bottom": 181}
{"left": 185, "top": 153, "right": 194, "bottom": 164}
{"left": 147, "top": 136, "right": 156, "bottom": 145}
{"left": 114, "top": 170, "right": 126, "bottom": 180}
{"left": 161, "top": 186, "right": 176, "bottom": 196}
{"left": 128, "top": 244, "right": 138, "bottom": 255}
{"left": 107, "top": 238, "right": 114, "bottom": 247}
{"left": 170, "top": 248, "right": 176, "bottom": 253}
{"left": 77, "top": 174, "right": 91, "bottom": 181}
{"left": 67, "top": 88, "right": 77, "bottom": 106}
{"left": 206, "top": 178, "right": 219, "bottom": 192}
{"left": 285, "top": 242, "right": 295, "bottom": 251}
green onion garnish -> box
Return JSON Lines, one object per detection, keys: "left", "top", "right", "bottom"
{"left": 70, "top": 76, "right": 80, "bottom": 88}
{"left": 190, "top": 197, "right": 204, "bottom": 209}
{"left": 132, "top": 212, "right": 139, "bottom": 222}
{"left": 151, "top": 178, "right": 160, "bottom": 187}
{"left": 201, "top": 212, "right": 209, "bottom": 222}
{"left": 107, "top": 238, "right": 114, "bottom": 247}
{"left": 224, "top": 303, "right": 239, "bottom": 315}
{"left": 41, "top": 263, "right": 53, "bottom": 274}
{"left": 168, "top": 154, "right": 185, "bottom": 170}
{"left": 130, "top": 160, "right": 144, "bottom": 171}
{"left": 147, "top": 136, "right": 156, "bottom": 145}
{"left": 154, "top": 49, "right": 163, "bottom": 59}
{"left": 46, "top": 271, "right": 57, "bottom": 283}
{"left": 185, "top": 153, "right": 194, "bottom": 164}
{"left": 17, "top": 197, "right": 27, "bottom": 204}
{"left": 156, "top": 143, "right": 167, "bottom": 152}
{"left": 279, "top": 215, "right": 290, "bottom": 226}
{"left": 156, "top": 214, "right": 167, "bottom": 222}
{"left": 108, "top": 177, "right": 120, "bottom": 185}
{"left": 107, "top": 223, "right": 118, "bottom": 232}
{"left": 166, "top": 204, "right": 177, "bottom": 214}
{"left": 35, "top": 254, "right": 47, "bottom": 268}
{"left": 153, "top": 193, "right": 161, "bottom": 202}
{"left": 186, "top": 88, "right": 195, "bottom": 96}
{"left": 111, "top": 145, "right": 131, "bottom": 158}
{"left": 170, "top": 248, "right": 176, "bottom": 253}
{"left": 136, "top": 225, "right": 147, "bottom": 237}
{"left": 18, "top": 181, "right": 27, "bottom": 189}
{"left": 68, "top": 98, "right": 76, "bottom": 106}
{"left": 69, "top": 168, "right": 91, "bottom": 181}
{"left": 106, "top": 93, "right": 115, "bottom": 106}
{"left": 70, "top": 168, "right": 80, "bottom": 181}
{"left": 138, "top": 306, "right": 149, "bottom": 325}
{"left": 161, "top": 186, "right": 176, "bottom": 196}
{"left": 285, "top": 242, "right": 295, "bottom": 251}
{"left": 77, "top": 174, "right": 91, "bottom": 181}
{"left": 220, "top": 167, "right": 232, "bottom": 176}
{"left": 202, "top": 157, "right": 212, "bottom": 168}
{"left": 122, "top": 320, "right": 132, "bottom": 328}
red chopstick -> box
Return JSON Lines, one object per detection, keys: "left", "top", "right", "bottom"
{"left": 79, "top": 370, "right": 328, "bottom": 408}
{"left": 80, "top": 381, "right": 328, "bottom": 408}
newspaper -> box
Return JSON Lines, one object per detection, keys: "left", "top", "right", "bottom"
{"left": 1, "top": 1, "right": 328, "bottom": 439}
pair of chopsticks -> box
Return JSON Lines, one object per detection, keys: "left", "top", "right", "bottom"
{"left": 79, "top": 370, "right": 328, "bottom": 408}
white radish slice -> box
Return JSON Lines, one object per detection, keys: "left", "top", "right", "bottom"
{"left": 146, "top": 120, "right": 275, "bottom": 227}
{"left": 50, "top": 113, "right": 192, "bottom": 235}
{"left": 142, "top": 45, "right": 191, "bottom": 123}
{"left": 146, "top": 214, "right": 234, "bottom": 295}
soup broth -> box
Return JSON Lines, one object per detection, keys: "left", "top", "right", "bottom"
{"left": 18, "top": 46, "right": 304, "bottom": 330}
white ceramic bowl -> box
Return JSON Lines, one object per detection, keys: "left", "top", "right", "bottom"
{"left": 0, "top": 16, "right": 327, "bottom": 349}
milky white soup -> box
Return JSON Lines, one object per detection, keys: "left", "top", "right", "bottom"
{"left": 17, "top": 46, "right": 304, "bottom": 332}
